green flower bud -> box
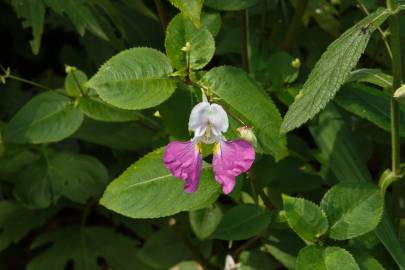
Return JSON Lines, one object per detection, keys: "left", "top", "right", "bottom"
{"left": 237, "top": 126, "right": 257, "bottom": 147}
{"left": 181, "top": 42, "right": 192, "bottom": 52}
{"left": 291, "top": 58, "right": 301, "bottom": 69}
{"left": 394, "top": 85, "right": 405, "bottom": 103}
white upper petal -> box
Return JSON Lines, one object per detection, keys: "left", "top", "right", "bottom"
{"left": 208, "top": 103, "right": 228, "bottom": 134}
{"left": 188, "top": 102, "right": 210, "bottom": 136}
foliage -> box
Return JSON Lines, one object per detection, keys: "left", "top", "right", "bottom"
{"left": 1, "top": 0, "right": 405, "bottom": 269}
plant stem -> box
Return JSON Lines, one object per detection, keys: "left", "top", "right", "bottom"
{"left": 387, "top": 0, "right": 403, "bottom": 233}
{"left": 240, "top": 9, "right": 250, "bottom": 72}
{"left": 387, "top": 0, "right": 403, "bottom": 177}
{"left": 280, "top": 0, "right": 309, "bottom": 51}
{"left": 154, "top": 0, "right": 168, "bottom": 32}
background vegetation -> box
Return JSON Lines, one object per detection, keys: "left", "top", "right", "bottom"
{"left": 1, "top": 0, "right": 405, "bottom": 269}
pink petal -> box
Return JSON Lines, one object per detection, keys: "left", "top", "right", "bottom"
{"left": 164, "top": 141, "right": 202, "bottom": 193}
{"left": 213, "top": 140, "right": 255, "bottom": 194}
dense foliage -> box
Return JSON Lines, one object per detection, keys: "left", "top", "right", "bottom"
{"left": 1, "top": 0, "right": 405, "bottom": 269}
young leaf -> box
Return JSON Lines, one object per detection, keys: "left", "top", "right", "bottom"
{"left": 78, "top": 96, "right": 140, "bottom": 122}
{"left": 281, "top": 8, "right": 391, "bottom": 133}
{"left": 4, "top": 92, "right": 83, "bottom": 144}
{"left": 335, "top": 83, "right": 405, "bottom": 137}
{"left": 88, "top": 47, "right": 176, "bottom": 110}
{"left": 169, "top": 0, "right": 203, "bottom": 28}
{"left": 165, "top": 14, "right": 215, "bottom": 71}
{"left": 295, "top": 246, "right": 360, "bottom": 270}
{"left": 202, "top": 66, "right": 288, "bottom": 160}
{"left": 100, "top": 148, "right": 221, "bottom": 219}
{"left": 212, "top": 204, "right": 270, "bottom": 240}
{"left": 282, "top": 195, "right": 328, "bottom": 243}
{"left": 0, "top": 201, "right": 56, "bottom": 252}
{"left": 27, "top": 226, "right": 146, "bottom": 270}
{"left": 11, "top": 0, "right": 45, "bottom": 54}
{"left": 64, "top": 67, "right": 88, "bottom": 97}
{"left": 189, "top": 204, "right": 223, "bottom": 240}
{"left": 204, "top": 0, "right": 260, "bottom": 11}
{"left": 320, "top": 182, "right": 384, "bottom": 240}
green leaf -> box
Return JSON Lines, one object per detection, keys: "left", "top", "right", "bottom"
{"left": 14, "top": 151, "right": 108, "bottom": 208}
{"left": 212, "top": 204, "right": 270, "bottom": 240}
{"left": 295, "top": 246, "right": 360, "bottom": 270}
{"left": 268, "top": 52, "right": 299, "bottom": 87}
{"left": 262, "top": 228, "right": 304, "bottom": 269}
{"left": 189, "top": 204, "right": 223, "bottom": 240}
{"left": 309, "top": 105, "right": 372, "bottom": 183}
{"left": 310, "top": 106, "right": 405, "bottom": 268}
{"left": 239, "top": 250, "right": 277, "bottom": 270}
{"left": 0, "top": 149, "right": 37, "bottom": 181}
{"left": 74, "top": 118, "right": 155, "bottom": 150}
{"left": 335, "top": 83, "right": 405, "bottom": 137}
{"left": 47, "top": 152, "right": 109, "bottom": 203}
{"left": 4, "top": 92, "right": 83, "bottom": 144}
{"left": 169, "top": 0, "right": 203, "bottom": 28}
{"left": 201, "top": 12, "right": 222, "bottom": 36}
{"left": 165, "top": 14, "right": 215, "bottom": 71}
{"left": 281, "top": 8, "right": 391, "bottom": 133}
{"left": 204, "top": 0, "right": 260, "bottom": 11}
{"left": 347, "top": 68, "right": 392, "bottom": 89}
{"left": 11, "top": 0, "right": 45, "bottom": 54}
{"left": 282, "top": 195, "right": 328, "bottom": 243}
{"left": 78, "top": 96, "right": 140, "bottom": 122}
{"left": 0, "top": 201, "right": 55, "bottom": 252}
{"left": 43, "top": 0, "right": 108, "bottom": 40}
{"left": 350, "top": 249, "right": 386, "bottom": 270}
{"left": 64, "top": 67, "right": 88, "bottom": 97}
{"left": 137, "top": 227, "right": 192, "bottom": 269}
{"left": 88, "top": 47, "right": 176, "bottom": 110}
{"left": 320, "top": 182, "right": 384, "bottom": 240}
{"left": 100, "top": 148, "right": 221, "bottom": 218}
{"left": 202, "top": 66, "right": 287, "bottom": 160}
{"left": 159, "top": 85, "right": 195, "bottom": 140}
{"left": 28, "top": 226, "right": 147, "bottom": 270}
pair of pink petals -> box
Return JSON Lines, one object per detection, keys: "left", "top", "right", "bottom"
{"left": 164, "top": 139, "right": 255, "bottom": 194}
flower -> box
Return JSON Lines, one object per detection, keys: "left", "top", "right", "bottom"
{"left": 163, "top": 100, "right": 255, "bottom": 194}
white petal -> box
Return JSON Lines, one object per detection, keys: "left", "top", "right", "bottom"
{"left": 209, "top": 103, "right": 229, "bottom": 134}
{"left": 188, "top": 102, "right": 210, "bottom": 134}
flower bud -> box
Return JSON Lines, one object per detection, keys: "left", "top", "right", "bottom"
{"left": 291, "top": 58, "right": 301, "bottom": 69}
{"left": 65, "top": 65, "right": 76, "bottom": 74}
{"left": 181, "top": 42, "right": 191, "bottom": 52}
{"left": 237, "top": 126, "right": 257, "bottom": 147}
{"left": 394, "top": 85, "right": 405, "bottom": 103}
